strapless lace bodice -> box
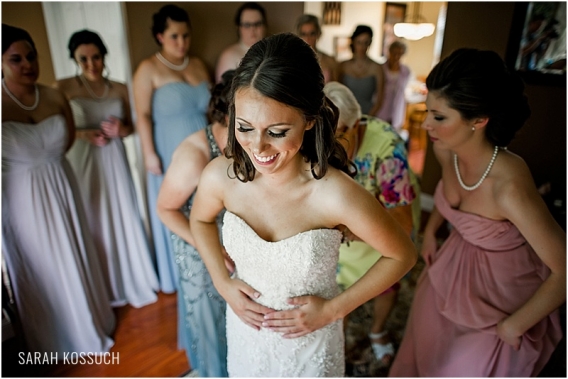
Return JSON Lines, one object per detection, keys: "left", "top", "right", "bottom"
{"left": 222, "top": 211, "right": 345, "bottom": 377}
{"left": 222, "top": 211, "right": 342, "bottom": 310}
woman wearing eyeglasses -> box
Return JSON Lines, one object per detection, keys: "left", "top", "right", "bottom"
{"left": 215, "top": 2, "right": 267, "bottom": 83}
{"left": 339, "top": 25, "right": 385, "bottom": 116}
{"left": 295, "top": 14, "right": 338, "bottom": 83}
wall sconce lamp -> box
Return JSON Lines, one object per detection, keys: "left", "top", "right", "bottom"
{"left": 394, "top": 2, "right": 435, "bottom": 41}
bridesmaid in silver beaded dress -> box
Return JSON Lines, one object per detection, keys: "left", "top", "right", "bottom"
{"left": 156, "top": 70, "right": 234, "bottom": 377}
{"left": 55, "top": 29, "right": 159, "bottom": 309}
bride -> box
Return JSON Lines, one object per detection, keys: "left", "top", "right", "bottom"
{"left": 190, "top": 32, "right": 417, "bottom": 377}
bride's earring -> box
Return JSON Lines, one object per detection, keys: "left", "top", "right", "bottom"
{"left": 103, "top": 65, "right": 110, "bottom": 80}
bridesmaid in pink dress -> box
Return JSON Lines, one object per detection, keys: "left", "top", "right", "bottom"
{"left": 390, "top": 48, "right": 565, "bottom": 377}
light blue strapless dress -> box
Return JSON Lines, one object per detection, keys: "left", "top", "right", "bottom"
{"left": 342, "top": 74, "right": 376, "bottom": 115}
{"left": 148, "top": 81, "right": 210, "bottom": 293}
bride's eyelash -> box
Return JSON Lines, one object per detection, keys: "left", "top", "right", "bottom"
{"left": 268, "top": 130, "right": 287, "bottom": 138}
{"left": 237, "top": 124, "right": 252, "bottom": 133}
{"left": 237, "top": 123, "right": 288, "bottom": 138}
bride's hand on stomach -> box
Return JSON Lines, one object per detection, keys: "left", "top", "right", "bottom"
{"left": 224, "top": 278, "right": 275, "bottom": 330}
{"left": 262, "top": 295, "right": 334, "bottom": 338}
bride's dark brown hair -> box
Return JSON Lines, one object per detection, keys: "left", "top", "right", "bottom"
{"left": 224, "top": 32, "right": 355, "bottom": 182}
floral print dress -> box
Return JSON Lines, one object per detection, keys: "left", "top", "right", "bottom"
{"left": 337, "top": 116, "right": 420, "bottom": 289}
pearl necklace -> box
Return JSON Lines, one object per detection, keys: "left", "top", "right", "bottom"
{"left": 454, "top": 145, "right": 499, "bottom": 191}
{"left": 155, "top": 52, "right": 189, "bottom": 71}
{"left": 79, "top": 75, "right": 109, "bottom": 100}
{"left": 2, "top": 79, "right": 39, "bottom": 111}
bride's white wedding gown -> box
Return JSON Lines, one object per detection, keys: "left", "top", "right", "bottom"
{"left": 222, "top": 211, "right": 345, "bottom": 377}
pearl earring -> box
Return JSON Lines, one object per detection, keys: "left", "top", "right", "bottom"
{"left": 472, "top": 127, "right": 475, "bottom": 131}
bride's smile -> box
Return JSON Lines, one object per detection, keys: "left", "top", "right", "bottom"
{"left": 234, "top": 86, "right": 314, "bottom": 174}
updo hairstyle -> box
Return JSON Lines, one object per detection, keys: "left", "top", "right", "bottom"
{"left": 208, "top": 70, "right": 235, "bottom": 126}
{"left": 2, "top": 24, "right": 36, "bottom": 55}
{"left": 349, "top": 25, "right": 373, "bottom": 53}
{"left": 426, "top": 48, "right": 531, "bottom": 146}
{"left": 67, "top": 29, "right": 108, "bottom": 59}
{"left": 151, "top": 4, "right": 191, "bottom": 46}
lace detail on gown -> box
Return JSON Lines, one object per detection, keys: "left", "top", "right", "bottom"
{"left": 222, "top": 211, "right": 345, "bottom": 377}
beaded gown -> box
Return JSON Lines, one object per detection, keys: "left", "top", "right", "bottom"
{"left": 67, "top": 96, "right": 159, "bottom": 308}
{"left": 222, "top": 211, "right": 345, "bottom": 377}
{"left": 171, "top": 125, "right": 227, "bottom": 377}
{"left": 147, "top": 81, "right": 210, "bottom": 293}
{"left": 2, "top": 114, "right": 115, "bottom": 354}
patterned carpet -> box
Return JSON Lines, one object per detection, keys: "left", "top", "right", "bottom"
{"left": 344, "top": 255, "right": 425, "bottom": 377}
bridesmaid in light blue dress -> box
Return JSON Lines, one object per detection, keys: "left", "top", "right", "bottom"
{"left": 339, "top": 25, "right": 384, "bottom": 115}
{"left": 133, "top": 5, "right": 211, "bottom": 294}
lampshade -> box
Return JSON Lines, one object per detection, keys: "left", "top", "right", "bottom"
{"left": 394, "top": 22, "right": 435, "bottom": 40}
{"left": 393, "top": 2, "right": 435, "bottom": 41}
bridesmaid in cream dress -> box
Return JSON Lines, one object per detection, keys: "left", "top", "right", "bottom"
{"left": 2, "top": 24, "right": 114, "bottom": 355}
{"left": 55, "top": 29, "right": 158, "bottom": 308}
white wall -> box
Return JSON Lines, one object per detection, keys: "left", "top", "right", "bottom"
{"left": 304, "top": 1, "right": 446, "bottom": 79}
{"left": 42, "top": 2, "right": 129, "bottom": 82}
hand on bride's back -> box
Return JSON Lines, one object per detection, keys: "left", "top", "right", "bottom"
{"left": 221, "top": 277, "right": 275, "bottom": 330}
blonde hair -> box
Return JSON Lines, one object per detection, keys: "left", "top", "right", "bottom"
{"left": 323, "top": 81, "right": 361, "bottom": 129}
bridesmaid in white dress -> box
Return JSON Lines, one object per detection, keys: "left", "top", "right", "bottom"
{"left": 190, "top": 33, "right": 418, "bottom": 377}
{"left": 55, "top": 30, "right": 159, "bottom": 308}
{"left": 2, "top": 24, "right": 114, "bottom": 354}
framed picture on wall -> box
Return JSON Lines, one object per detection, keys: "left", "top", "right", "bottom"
{"left": 505, "top": 2, "right": 566, "bottom": 86}
{"left": 382, "top": 2, "right": 407, "bottom": 57}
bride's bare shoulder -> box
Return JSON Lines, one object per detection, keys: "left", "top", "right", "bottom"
{"left": 202, "top": 155, "right": 234, "bottom": 180}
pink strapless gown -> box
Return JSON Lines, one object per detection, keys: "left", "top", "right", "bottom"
{"left": 390, "top": 181, "right": 562, "bottom": 377}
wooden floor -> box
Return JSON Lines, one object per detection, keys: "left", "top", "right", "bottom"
{"left": 2, "top": 292, "right": 191, "bottom": 377}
